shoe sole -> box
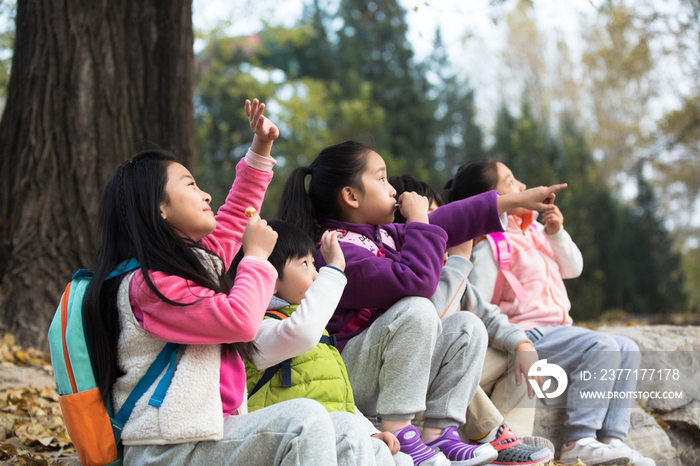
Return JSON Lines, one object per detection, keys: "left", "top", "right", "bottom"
{"left": 487, "top": 448, "right": 553, "bottom": 465}
{"left": 559, "top": 458, "right": 630, "bottom": 466}
{"left": 488, "top": 458, "right": 552, "bottom": 466}
{"left": 520, "top": 436, "right": 556, "bottom": 457}
{"left": 448, "top": 450, "right": 500, "bottom": 466}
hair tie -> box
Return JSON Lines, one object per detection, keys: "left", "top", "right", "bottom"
{"left": 307, "top": 166, "right": 314, "bottom": 176}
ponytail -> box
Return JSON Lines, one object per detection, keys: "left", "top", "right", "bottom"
{"left": 443, "top": 159, "right": 499, "bottom": 203}
{"left": 441, "top": 178, "right": 456, "bottom": 204}
{"left": 277, "top": 166, "right": 316, "bottom": 240}
{"left": 278, "top": 141, "right": 370, "bottom": 241}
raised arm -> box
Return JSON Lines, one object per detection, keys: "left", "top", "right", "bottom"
{"left": 201, "top": 99, "right": 279, "bottom": 266}
{"left": 250, "top": 267, "right": 347, "bottom": 370}
{"left": 251, "top": 231, "right": 347, "bottom": 369}
{"left": 428, "top": 191, "right": 504, "bottom": 249}
{"left": 132, "top": 214, "right": 279, "bottom": 344}
{"left": 318, "top": 222, "right": 448, "bottom": 310}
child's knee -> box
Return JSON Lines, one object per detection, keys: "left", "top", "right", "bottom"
{"left": 591, "top": 332, "right": 620, "bottom": 352}
{"left": 614, "top": 336, "right": 641, "bottom": 369}
{"left": 281, "top": 399, "right": 333, "bottom": 429}
{"left": 615, "top": 335, "right": 639, "bottom": 353}
{"left": 444, "top": 311, "right": 488, "bottom": 346}
{"left": 393, "top": 296, "right": 440, "bottom": 332}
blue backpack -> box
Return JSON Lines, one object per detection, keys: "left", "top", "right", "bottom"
{"left": 48, "top": 259, "right": 180, "bottom": 466}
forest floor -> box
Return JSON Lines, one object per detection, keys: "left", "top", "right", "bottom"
{"left": 2, "top": 309, "right": 698, "bottom": 465}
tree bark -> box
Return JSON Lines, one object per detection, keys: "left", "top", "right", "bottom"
{"left": 0, "top": 0, "right": 194, "bottom": 349}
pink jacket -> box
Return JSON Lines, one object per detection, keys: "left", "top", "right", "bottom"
{"left": 128, "top": 151, "right": 277, "bottom": 416}
{"left": 471, "top": 211, "right": 583, "bottom": 331}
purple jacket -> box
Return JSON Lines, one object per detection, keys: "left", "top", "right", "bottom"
{"left": 316, "top": 190, "right": 503, "bottom": 351}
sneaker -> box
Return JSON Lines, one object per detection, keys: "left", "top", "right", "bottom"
{"left": 484, "top": 425, "right": 552, "bottom": 465}
{"left": 521, "top": 436, "right": 555, "bottom": 459}
{"left": 395, "top": 425, "right": 451, "bottom": 466}
{"left": 558, "top": 437, "right": 631, "bottom": 466}
{"left": 426, "top": 426, "right": 498, "bottom": 466}
{"left": 605, "top": 439, "right": 655, "bottom": 466}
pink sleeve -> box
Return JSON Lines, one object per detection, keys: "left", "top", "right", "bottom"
{"left": 129, "top": 257, "right": 277, "bottom": 344}
{"left": 200, "top": 151, "right": 274, "bottom": 269}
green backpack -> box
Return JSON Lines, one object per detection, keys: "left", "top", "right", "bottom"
{"left": 48, "top": 259, "right": 180, "bottom": 465}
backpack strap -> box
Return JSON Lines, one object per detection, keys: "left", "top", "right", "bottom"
{"left": 484, "top": 233, "right": 528, "bottom": 305}
{"left": 248, "top": 311, "right": 337, "bottom": 399}
{"left": 111, "top": 342, "right": 180, "bottom": 444}
{"left": 104, "top": 258, "right": 177, "bottom": 445}
{"left": 326, "top": 228, "right": 395, "bottom": 257}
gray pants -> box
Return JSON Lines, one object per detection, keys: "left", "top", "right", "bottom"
{"left": 124, "top": 398, "right": 392, "bottom": 466}
{"left": 342, "top": 297, "right": 488, "bottom": 430}
{"left": 527, "top": 325, "right": 641, "bottom": 441}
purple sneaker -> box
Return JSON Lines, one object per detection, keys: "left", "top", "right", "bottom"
{"left": 426, "top": 426, "right": 498, "bottom": 466}
{"left": 395, "top": 425, "right": 451, "bottom": 466}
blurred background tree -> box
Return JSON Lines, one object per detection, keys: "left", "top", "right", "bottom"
{"left": 0, "top": 0, "right": 195, "bottom": 348}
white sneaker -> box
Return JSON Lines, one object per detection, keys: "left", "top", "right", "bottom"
{"left": 558, "top": 437, "right": 631, "bottom": 466}
{"left": 605, "top": 439, "right": 656, "bottom": 466}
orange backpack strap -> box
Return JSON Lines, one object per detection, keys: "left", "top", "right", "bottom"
{"left": 484, "top": 233, "right": 528, "bottom": 305}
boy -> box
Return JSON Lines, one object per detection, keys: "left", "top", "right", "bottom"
{"left": 243, "top": 220, "right": 415, "bottom": 466}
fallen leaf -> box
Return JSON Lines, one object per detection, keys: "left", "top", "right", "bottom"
{"left": 37, "top": 437, "right": 54, "bottom": 447}
{"left": 3, "top": 333, "right": 15, "bottom": 346}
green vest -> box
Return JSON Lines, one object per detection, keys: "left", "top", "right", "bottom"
{"left": 245, "top": 305, "right": 355, "bottom": 413}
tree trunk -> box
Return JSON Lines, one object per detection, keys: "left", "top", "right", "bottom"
{"left": 0, "top": 0, "right": 194, "bottom": 349}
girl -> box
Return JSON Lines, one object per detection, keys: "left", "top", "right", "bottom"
{"left": 277, "top": 141, "right": 565, "bottom": 466}
{"left": 84, "top": 100, "right": 382, "bottom": 465}
{"left": 390, "top": 174, "right": 553, "bottom": 466}
{"left": 444, "top": 160, "right": 655, "bottom": 466}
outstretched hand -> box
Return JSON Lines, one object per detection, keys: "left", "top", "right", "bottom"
{"left": 246, "top": 98, "right": 279, "bottom": 142}
{"left": 497, "top": 183, "right": 567, "bottom": 215}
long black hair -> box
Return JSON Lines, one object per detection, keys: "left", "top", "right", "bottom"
{"left": 277, "top": 141, "right": 370, "bottom": 241}
{"left": 389, "top": 174, "right": 443, "bottom": 223}
{"left": 442, "top": 159, "right": 499, "bottom": 203}
{"left": 85, "top": 150, "right": 254, "bottom": 403}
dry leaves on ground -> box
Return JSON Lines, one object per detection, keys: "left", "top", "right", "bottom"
{"left": 1, "top": 333, "right": 76, "bottom": 465}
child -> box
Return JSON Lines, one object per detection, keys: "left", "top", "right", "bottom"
{"left": 243, "top": 220, "right": 413, "bottom": 466}
{"left": 83, "top": 100, "right": 382, "bottom": 465}
{"left": 391, "top": 174, "right": 553, "bottom": 466}
{"left": 277, "top": 141, "right": 565, "bottom": 466}
{"left": 444, "top": 160, "right": 655, "bottom": 466}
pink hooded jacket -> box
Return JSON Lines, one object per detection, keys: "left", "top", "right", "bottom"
{"left": 471, "top": 211, "right": 583, "bottom": 331}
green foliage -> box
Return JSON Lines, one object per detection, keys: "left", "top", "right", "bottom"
{"left": 0, "top": 0, "right": 16, "bottom": 104}
{"left": 194, "top": 34, "right": 279, "bottom": 211}
{"left": 335, "top": 0, "right": 438, "bottom": 174}
{"left": 492, "top": 104, "right": 688, "bottom": 317}
{"left": 682, "top": 246, "right": 700, "bottom": 312}
{"left": 193, "top": 0, "right": 478, "bottom": 217}
{"left": 191, "top": 0, "right": 690, "bottom": 317}
{"left": 193, "top": 22, "right": 390, "bottom": 218}
{"left": 428, "top": 28, "right": 484, "bottom": 190}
